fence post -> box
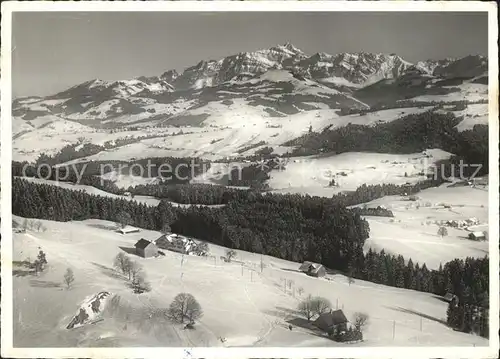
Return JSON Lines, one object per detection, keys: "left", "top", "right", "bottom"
{"left": 392, "top": 320, "right": 396, "bottom": 340}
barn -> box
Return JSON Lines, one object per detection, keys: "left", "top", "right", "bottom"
{"left": 468, "top": 231, "right": 486, "bottom": 241}
{"left": 313, "top": 310, "right": 349, "bottom": 334}
{"left": 299, "top": 261, "right": 326, "bottom": 277}
{"left": 117, "top": 226, "right": 140, "bottom": 235}
{"left": 134, "top": 238, "right": 158, "bottom": 258}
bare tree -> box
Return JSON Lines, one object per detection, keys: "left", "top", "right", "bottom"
{"left": 113, "top": 252, "right": 131, "bottom": 276}
{"left": 311, "top": 296, "right": 331, "bottom": 317}
{"left": 132, "top": 272, "right": 151, "bottom": 293}
{"left": 37, "top": 250, "right": 47, "bottom": 271}
{"left": 297, "top": 287, "right": 304, "bottom": 296}
{"left": 63, "top": 268, "right": 75, "bottom": 289}
{"left": 22, "top": 218, "right": 29, "bottom": 232}
{"left": 437, "top": 226, "right": 448, "bottom": 238}
{"left": 225, "top": 249, "right": 237, "bottom": 262}
{"left": 167, "top": 293, "right": 203, "bottom": 324}
{"left": 353, "top": 312, "right": 369, "bottom": 332}
{"left": 33, "top": 259, "right": 42, "bottom": 275}
{"left": 128, "top": 260, "right": 143, "bottom": 281}
{"left": 297, "top": 295, "right": 315, "bottom": 321}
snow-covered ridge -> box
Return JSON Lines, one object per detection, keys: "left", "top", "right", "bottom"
{"left": 158, "top": 44, "right": 487, "bottom": 91}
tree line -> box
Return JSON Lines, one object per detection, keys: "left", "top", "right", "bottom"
{"left": 338, "top": 99, "right": 487, "bottom": 116}
{"left": 351, "top": 206, "right": 394, "bottom": 217}
{"left": 24, "top": 135, "right": 170, "bottom": 167}
{"left": 444, "top": 257, "right": 490, "bottom": 338}
{"left": 13, "top": 156, "right": 210, "bottom": 195}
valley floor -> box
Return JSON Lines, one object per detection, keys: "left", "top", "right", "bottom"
{"left": 12, "top": 216, "right": 488, "bottom": 348}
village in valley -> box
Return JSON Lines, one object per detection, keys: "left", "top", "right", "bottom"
{"left": 6, "top": 9, "right": 493, "bottom": 351}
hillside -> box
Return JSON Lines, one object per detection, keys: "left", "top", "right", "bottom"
{"left": 12, "top": 217, "right": 488, "bottom": 347}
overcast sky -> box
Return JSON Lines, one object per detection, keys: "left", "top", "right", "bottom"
{"left": 12, "top": 11, "right": 488, "bottom": 98}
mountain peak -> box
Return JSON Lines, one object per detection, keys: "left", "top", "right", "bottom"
{"left": 282, "top": 42, "right": 303, "bottom": 53}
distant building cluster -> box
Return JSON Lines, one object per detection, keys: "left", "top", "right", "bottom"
{"left": 126, "top": 231, "right": 205, "bottom": 258}
{"left": 155, "top": 233, "right": 197, "bottom": 255}
{"left": 438, "top": 217, "right": 480, "bottom": 229}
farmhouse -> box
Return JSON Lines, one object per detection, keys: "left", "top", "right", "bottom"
{"left": 155, "top": 233, "right": 195, "bottom": 254}
{"left": 134, "top": 238, "right": 158, "bottom": 258}
{"left": 468, "top": 231, "right": 486, "bottom": 241}
{"left": 313, "top": 310, "right": 349, "bottom": 334}
{"left": 299, "top": 261, "right": 326, "bottom": 278}
{"left": 117, "top": 226, "right": 140, "bottom": 235}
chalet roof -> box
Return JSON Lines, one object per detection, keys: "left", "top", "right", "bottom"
{"left": 299, "top": 261, "right": 324, "bottom": 274}
{"left": 156, "top": 233, "right": 191, "bottom": 244}
{"left": 134, "top": 238, "right": 155, "bottom": 250}
{"left": 156, "top": 233, "right": 197, "bottom": 252}
{"left": 117, "top": 226, "right": 140, "bottom": 234}
{"left": 471, "top": 231, "right": 485, "bottom": 237}
{"left": 313, "top": 310, "right": 348, "bottom": 327}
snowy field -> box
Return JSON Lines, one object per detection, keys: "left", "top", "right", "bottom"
{"left": 13, "top": 103, "right": 435, "bottom": 163}
{"left": 12, "top": 115, "right": 177, "bottom": 163}
{"left": 361, "top": 183, "right": 489, "bottom": 269}
{"left": 452, "top": 103, "right": 489, "bottom": 132}
{"left": 12, "top": 216, "right": 488, "bottom": 348}
{"left": 409, "top": 81, "right": 488, "bottom": 103}
{"left": 267, "top": 149, "right": 453, "bottom": 197}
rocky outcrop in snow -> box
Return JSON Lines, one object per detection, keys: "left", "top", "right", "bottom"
{"left": 66, "top": 291, "right": 111, "bottom": 329}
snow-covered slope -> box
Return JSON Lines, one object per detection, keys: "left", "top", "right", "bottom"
{"left": 13, "top": 216, "right": 489, "bottom": 347}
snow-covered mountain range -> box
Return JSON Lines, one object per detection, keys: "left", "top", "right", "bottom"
{"left": 14, "top": 43, "right": 487, "bottom": 120}
{"left": 12, "top": 43, "right": 488, "bottom": 162}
